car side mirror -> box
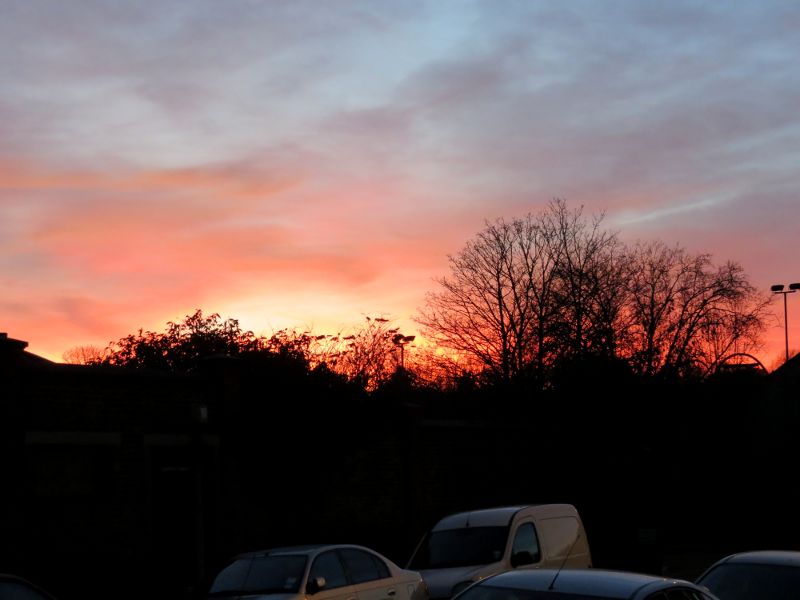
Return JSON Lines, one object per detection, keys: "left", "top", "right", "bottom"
{"left": 307, "top": 577, "right": 327, "bottom": 595}
{"left": 510, "top": 551, "right": 537, "bottom": 568}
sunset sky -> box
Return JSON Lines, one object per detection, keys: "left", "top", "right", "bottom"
{"left": 2, "top": 1, "right": 799, "bottom": 368}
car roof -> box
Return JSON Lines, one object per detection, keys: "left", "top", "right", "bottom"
{"left": 433, "top": 504, "right": 576, "bottom": 531}
{"left": 713, "top": 550, "right": 800, "bottom": 567}
{"left": 233, "top": 544, "right": 381, "bottom": 560}
{"left": 475, "top": 569, "right": 697, "bottom": 598}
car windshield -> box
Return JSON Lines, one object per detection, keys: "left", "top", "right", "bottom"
{"left": 456, "top": 584, "right": 617, "bottom": 600}
{"left": 209, "top": 554, "right": 307, "bottom": 596}
{"left": 697, "top": 562, "right": 800, "bottom": 600}
{"left": 409, "top": 526, "right": 510, "bottom": 569}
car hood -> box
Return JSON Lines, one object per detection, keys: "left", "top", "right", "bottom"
{"left": 420, "top": 566, "right": 490, "bottom": 599}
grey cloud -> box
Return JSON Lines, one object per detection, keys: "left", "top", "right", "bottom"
{"left": 348, "top": 2, "right": 797, "bottom": 220}
{"left": 2, "top": 0, "right": 799, "bottom": 248}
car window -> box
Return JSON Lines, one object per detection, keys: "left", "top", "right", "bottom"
{"left": 511, "top": 523, "right": 541, "bottom": 562}
{"left": 340, "top": 548, "right": 385, "bottom": 584}
{"left": 210, "top": 555, "right": 307, "bottom": 595}
{"left": 372, "top": 554, "right": 391, "bottom": 579}
{"left": 310, "top": 551, "right": 349, "bottom": 590}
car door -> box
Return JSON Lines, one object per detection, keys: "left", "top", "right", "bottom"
{"left": 308, "top": 550, "right": 360, "bottom": 600}
{"left": 338, "top": 548, "right": 405, "bottom": 600}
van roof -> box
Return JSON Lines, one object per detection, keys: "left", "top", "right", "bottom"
{"left": 432, "top": 504, "right": 577, "bottom": 531}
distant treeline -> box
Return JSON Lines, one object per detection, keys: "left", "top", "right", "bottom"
{"left": 66, "top": 199, "right": 773, "bottom": 392}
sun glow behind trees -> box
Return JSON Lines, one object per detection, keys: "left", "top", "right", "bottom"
{"left": 75, "top": 200, "right": 771, "bottom": 391}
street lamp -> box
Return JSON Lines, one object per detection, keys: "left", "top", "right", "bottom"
{"left": 771, "top": 282, "right": 800, "bottom": 363}
{"left": 392, "top": 334, "right": 416, "bottom": 369}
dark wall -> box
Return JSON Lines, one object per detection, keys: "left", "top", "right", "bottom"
{"left": 3, "top": 353, "right": 799, "bottom": 600}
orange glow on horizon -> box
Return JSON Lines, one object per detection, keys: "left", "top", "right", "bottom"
{"left": 2, "top": 2, "right": 799, "bottom": 376}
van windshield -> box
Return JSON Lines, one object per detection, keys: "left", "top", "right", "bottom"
{"left": 409, "top": 526, "right": 509, "bottom": 569}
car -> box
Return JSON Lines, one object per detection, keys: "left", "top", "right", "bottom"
{"left": 694, "top": 550, "right": 800, "bottom": 599}
{"left": 449, "top": 568, "right": 719, "bottom": 600}
{"left": 407, "top": 504, "right": 592, "bottom": 599}
{"left": 207, "top": 543, "right": 429, "bottom": 600}
{"left": 0, "top": 573, "right": 59, "bottom": 600}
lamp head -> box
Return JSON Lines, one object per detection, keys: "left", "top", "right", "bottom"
{"left": 771, "top": 284, "right": 785, "bottom": 292}
{"left": 790, "top": 283, "right": 800, "bottom": 291}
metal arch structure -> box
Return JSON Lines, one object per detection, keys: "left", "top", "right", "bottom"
{"left": 714, "top": 352, "right": 769, "bottom": 375}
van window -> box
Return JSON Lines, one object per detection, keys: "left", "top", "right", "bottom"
{"left": 511, "top": 523, "right": 540, "bottom": 562}
{"left": 408, "top": 526, "right": 509, "bottom": 569}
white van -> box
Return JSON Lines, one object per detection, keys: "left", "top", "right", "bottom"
{"left": 406, "top": 504, "right": 592, "bottom": 600}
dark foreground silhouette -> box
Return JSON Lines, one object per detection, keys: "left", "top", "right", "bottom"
{"left": 2, "top": 332, "right": 798, "bottom": 600}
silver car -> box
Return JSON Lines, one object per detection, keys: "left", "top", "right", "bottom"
{"left": 449, "top": 568, "right": 719, "bottom": 600}
{"left": 208, "top": 544, "right": 429, "bottom": 600}
{"left": 695, "top": 550, "right": 800, "bottom": 600}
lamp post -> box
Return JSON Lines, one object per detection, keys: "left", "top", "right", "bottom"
{"left": 771, "top": 282, "right": 800, "bottom": 363}
{"left": 392, "top": 334, "right": 416, "bottom": 369}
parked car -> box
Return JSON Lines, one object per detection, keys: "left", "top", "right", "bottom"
{"left": 695, "top": 550, "right": 800, "bottom": 600}
{"left": 208, "top": 543, "right": 429, "bottom": 600}
{"left": 450, "top": 568, "right": 719, "bottom": 600}
{"left": 0, "top": 573, "right": 58, "bottom": 600}
{"left": 407, "top": 504, "right": 592, "bottom": 600}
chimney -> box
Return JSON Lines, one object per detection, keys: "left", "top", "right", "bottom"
{"left": 0, "top": 333, "right": 29, "bottom": 353}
